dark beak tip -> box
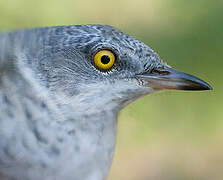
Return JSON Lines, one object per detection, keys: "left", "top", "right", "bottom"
{"left": 192, "top": 79, "right": 213, "bottom": 91}
{"left": 204, "top": 84, "right": 213, "bottom": 91}
{"left": 179, "top": 79, "right": 213, "bottom": 91}
{"left": 196, "top": 85, "right": 213, "bottom": 91}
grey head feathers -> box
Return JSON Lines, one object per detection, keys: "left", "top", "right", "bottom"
{"left": 1, "top": 25, "right": 165, "bottom": 113}
{"left": 1, "top": 25, "right": 192, "bottom": 180}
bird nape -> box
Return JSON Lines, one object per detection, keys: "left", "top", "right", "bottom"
{"left": 0, "top": 25, "right": 212, "bottom": 180}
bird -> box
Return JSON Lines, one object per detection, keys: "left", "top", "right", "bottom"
{"left": 0, "top": 25, "right": 212, "bottom": 180}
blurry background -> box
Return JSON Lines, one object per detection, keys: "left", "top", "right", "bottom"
{"left": 0, "top": 0, "right": 222, "bottom": 179}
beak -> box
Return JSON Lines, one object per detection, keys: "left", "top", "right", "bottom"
{"left": 136, "top": 67, "right": 212, "bottom": 91}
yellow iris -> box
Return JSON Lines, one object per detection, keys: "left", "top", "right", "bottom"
{"left": 94, "top": 50, "right": 115, "bottom": 70}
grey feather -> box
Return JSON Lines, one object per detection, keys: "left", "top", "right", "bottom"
{"left": 0, "top": 25, "right": 164, "bottom": 180}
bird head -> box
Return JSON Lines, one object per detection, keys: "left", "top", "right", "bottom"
{"left": 39, "top": 25, "right": 212, "bottom": 110}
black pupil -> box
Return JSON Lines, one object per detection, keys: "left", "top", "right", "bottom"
{"left": 101, "top": 55, "right": 110, "bottom": 64}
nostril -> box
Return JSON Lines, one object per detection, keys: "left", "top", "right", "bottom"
{"left": 152, "top": 69, "right": 170, "bottom": 75}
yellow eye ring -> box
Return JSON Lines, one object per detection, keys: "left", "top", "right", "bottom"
{"left": 93, "top": 50, "right": 116, "bottom": 70}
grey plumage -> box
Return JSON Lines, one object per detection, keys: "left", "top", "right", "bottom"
{"left": 0, "top": 25, "right": 212, "bottom": 180}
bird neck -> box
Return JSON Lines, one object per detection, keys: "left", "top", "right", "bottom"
{"left": 51, "top": 89, "right": 119, "bottom": 178}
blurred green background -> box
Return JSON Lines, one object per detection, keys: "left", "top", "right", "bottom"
{"left": 0, "top": 0, "right": 222, "bottom": 179}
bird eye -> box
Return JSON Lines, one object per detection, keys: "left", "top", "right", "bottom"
{"left": 93, "top": 50, "right": 116, "bottom": 70}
